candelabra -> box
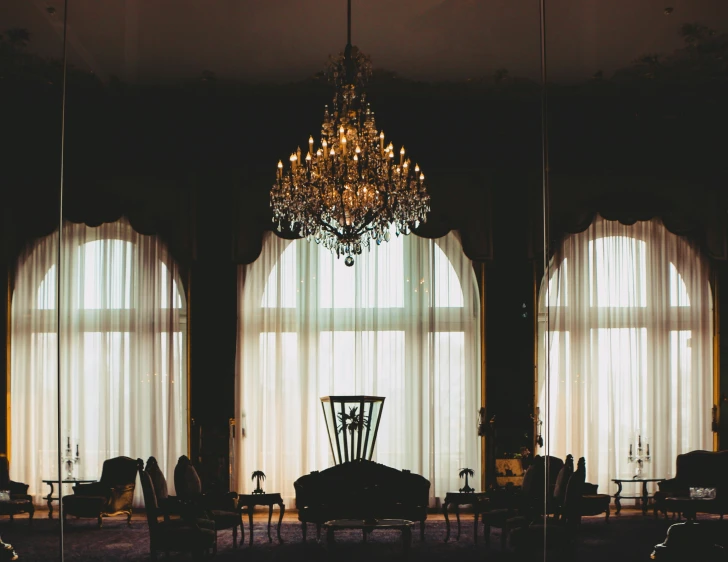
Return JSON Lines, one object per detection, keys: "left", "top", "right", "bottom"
{"left": 627, "top": 434, "right": 651, "bottom": 478}
{"left": 62, "top": 436, "right": 80, "bottom": 480}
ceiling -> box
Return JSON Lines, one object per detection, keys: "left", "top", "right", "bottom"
{"left": 2, "top": 0, "right": 728, "bottom": 84}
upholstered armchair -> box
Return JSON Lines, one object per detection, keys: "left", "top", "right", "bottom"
{"left": 62, "top": 456, "right": 137, "bottom": 527}
{"left": 173, "top": 455, "right": 243, "bottom": 549}
{"left": 654, "top": 450, "right": 728, "bottom": 519}
{"left": 138, "top": 459, "right": 215, "bottom": 560}
{"left": 0, "top": 455, "right": 34, "bottom": 523}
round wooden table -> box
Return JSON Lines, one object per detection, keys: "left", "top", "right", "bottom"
{"left": 611, "top": 477, "right": 664, "bottom": 514}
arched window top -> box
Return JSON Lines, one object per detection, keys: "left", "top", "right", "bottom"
{"left": 262, "top": 241, "right": 297, "bottom": 308}
{"left": 589, "top": 236, "right": 647, "bottom": 308}
{"left": 260, "top": 233, "right": 465, "bottom": 310}
{"left": 669, "top": 263, "right": 690, "bottom": 307}
{"left": 433, "top": 241, "right": 464, "bottom": 308}
{"left": 541, "top": 226, "right": 701, "bottom": 311}
{"left": 32, "top": 225, "right": 183, "bottom": 311}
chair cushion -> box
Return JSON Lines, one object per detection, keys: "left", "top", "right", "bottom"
{"left": 209, "top": 510, "right": 241, "bottom": 530}
{"left": 581, "top": 494, "right": 610, "bottom": 516}
{"left": 0, "top": 499, "right": 33, "bottom": 516}
{"left": 481, "top": 508, "right": 511, "bottom": 526}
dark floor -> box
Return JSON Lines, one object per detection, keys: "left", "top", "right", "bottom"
{"left": 0, "top": 507, "right": 725, "bottom": 562}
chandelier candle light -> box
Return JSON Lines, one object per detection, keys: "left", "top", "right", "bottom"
{"left": 271, "top": 0, "right": 430, "bottom": 266}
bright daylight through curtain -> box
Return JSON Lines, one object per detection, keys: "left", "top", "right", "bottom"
{"left": 235, "top": 231, "right": 480, "bottom": 505}
{"left": 538, "top": 214, "right": 713, "bottom": 496}
{"left": 10, "top": 218, "right": 187, "bottom": 505}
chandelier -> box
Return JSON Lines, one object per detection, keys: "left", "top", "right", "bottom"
{"left": 270, "top": 0, "right": 430, "bottom": 266}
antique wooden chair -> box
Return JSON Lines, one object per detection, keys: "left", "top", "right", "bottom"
{"left": 138, "top": 459, "right": 215, "bottom": 560}
{"left": 174, "top": 455, "right": 243, "bottom": 549}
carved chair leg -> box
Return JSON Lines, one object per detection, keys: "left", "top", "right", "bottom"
{"left": 483, "top": 523, "right": 491, "bottom": 546}
{"left": 98, "top": 515, "right": 103, "bottom": 528}
{"left": 213, "top": 532, "right": 218, "bottom": 555}
{"left": 127, "top": 511, "right": 132, "bottom": 526}
{"left": 233, "top": 524, "right": 238, "bottom": 548}
{"left": 302, "top": 522, "right": 307, "bottom": 542}
{"left": 420, "top": 520, "right": 425, "bottom": 542}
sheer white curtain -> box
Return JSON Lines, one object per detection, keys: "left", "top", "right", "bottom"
{"left": 235, "top": 231, "right": 481, "bottom": 506}
{"left": 538, "top": 215, "right": 713, "bottom": 497}
{"left": 11, "top": 218, "right": 187, "bottom": 505}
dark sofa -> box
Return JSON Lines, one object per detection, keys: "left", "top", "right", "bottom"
{"left": 294, "top": 460, "right": 430, "bottom": 541}
{"left": 653, "top": 450, "right": 728, "bottom": 519}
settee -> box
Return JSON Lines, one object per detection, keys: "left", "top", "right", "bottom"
{"left": 653, "top": 450, "right": 728, "bottom": 519}
{"left": 294, "top": 460, "right": 430, "bottom": 541}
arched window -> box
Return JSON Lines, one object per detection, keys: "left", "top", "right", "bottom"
{"left": 537, "top": 215, "right": 713, "bottom": 494}
{"left": 11, "top": 219, "right": 187, "bottom": 503}
{"left": 235, "top": 231, "right": 481, "bottom": 504}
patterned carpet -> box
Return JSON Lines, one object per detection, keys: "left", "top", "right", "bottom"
{"left": 0, "top": 509, "right": 725, "bottom": 562}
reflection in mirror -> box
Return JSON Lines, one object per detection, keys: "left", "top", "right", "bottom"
{"left": 1, "top": 0, "right": 70, "bottom": 558}
{"left": 540, "top": 0, "right": 728, "bottom": 560}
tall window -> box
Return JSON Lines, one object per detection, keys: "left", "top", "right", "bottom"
{"left": 538, "top": 215, "right": 713, "bottom": 495}
{"left": 235, "top": 231, "right": 481, "bottom": 504}
{"left": 11, "top": 219, "right": 187, "bottom": 503}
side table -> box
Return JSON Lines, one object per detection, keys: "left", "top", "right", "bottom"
{"left": 237, "top": 492, "right": 285, "bottom": 545}
{"left": 42, "top": 478, "right": 96, "bottom": 519}
{"left": 442, "top": 491, "right": 489, "bottom": 543}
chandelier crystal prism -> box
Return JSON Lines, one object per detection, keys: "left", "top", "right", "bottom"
{"left": 270, "top": 1, "right": 430, "bottom": 266}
